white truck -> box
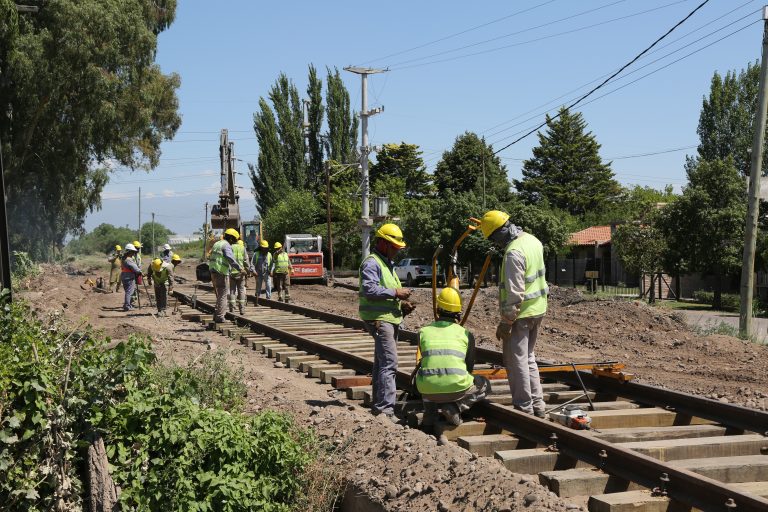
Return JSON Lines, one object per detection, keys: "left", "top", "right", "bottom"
{"left": 394, "top": 258, "right": 432, "bottom": 287}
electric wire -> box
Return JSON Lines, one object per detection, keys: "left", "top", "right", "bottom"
{"left": 389, "top": 0, "right": 686, "bottom": 69}
{"left": 491, "top": 0, "right": 713, "bottom": 155}
{"left": 486, "top": 8, "right": 759, "bottom": 142}
{"left": 364, "top": 0, "right": 560, "bottom": 65}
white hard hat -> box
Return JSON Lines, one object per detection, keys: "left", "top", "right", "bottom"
{"left": 124, "top": 243, "right": 137, "bottom": 252}
{"left": 162, "top": 244, "right": 171, "bottom": 251}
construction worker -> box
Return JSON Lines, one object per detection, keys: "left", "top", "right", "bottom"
{"left": 416, "top": 288, "right": 489, "bottom": 427}
{"left": 252, "top": 239, "right": 273, "bottom": 304}
{"left": 272, "top": 242, "right": 293, "bottom": 303}
{"left": 479, "top": 210, "right": 548, "bottom": 418}
{"left": 120, "top": 243, "right": 142, "bottom": 312}
{"left": 146, "top": 258, "right": 174, "bottom": 316}
{"left": 132, "top": 240, "right": 143, "bottom": 268}
{"left": 107, "top": 245, "right": 122, "bottom": 293}
{"left": 160, "top": 243, "right": 174, "bottom": 264}
{"left": 359, "top": 223, "right": 412, "bottom": 420}
{"left": 228, "top": 239, "right": 253, "bottom": 315}
{"left": 209, "top": 228, "right": 243, "bottom": 322}
{"left": 171, "top": 253, "right": 182, "bottom": 267}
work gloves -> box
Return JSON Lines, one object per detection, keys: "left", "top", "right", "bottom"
{"left": 495, "top": 321, "right": 514, "bottom": 341}
{"left": 401, "top": 300, "right": 416, "bottom": 317}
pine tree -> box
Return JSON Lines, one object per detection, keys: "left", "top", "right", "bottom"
{"left": 370, "top": 143, "right": 432, "bottom": 197}
{"left": 516, "top": 107, "right": 620, "bottom": 217}
{"left": 433, "top": 132, "right": 510, "bottom": 202}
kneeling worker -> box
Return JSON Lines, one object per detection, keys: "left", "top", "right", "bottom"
{"left": 147, "top": 258, "right": 174, "bottom": 316}
{"left": 416, "top": 287, "right": 490, "bottom": 426}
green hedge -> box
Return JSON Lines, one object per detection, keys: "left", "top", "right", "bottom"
{"left": 692, "top": 290, "right": 743, "bottom": 312}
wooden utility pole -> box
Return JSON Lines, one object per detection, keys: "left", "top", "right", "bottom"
{"left": 739, "top": 6, "right": 768, "bottom": 337}
{"left": 325, "top": 162, "right": 334, "bottom": 283}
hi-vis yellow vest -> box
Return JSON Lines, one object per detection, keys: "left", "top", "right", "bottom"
{"left": 231, "top": 243, "right": 246, "bottom": 276}
{"left": 358, "top": 252, "right": 402, "bottom": 324}
{"left": 416, "top": 321, "right": 474, "bottom": 395}
{"left": 500, "top": 232, "right": 548, "bottom": 319}
{"left": 209, "top": 240, "right": 230, "bottom": 275}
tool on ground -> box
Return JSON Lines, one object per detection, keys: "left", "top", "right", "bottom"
{"left": 80, "top": 278, "right": 95, "bottom": 290}
{"left": 548, "top": 404, "right": 592, "bottom": 430}
{"left": 143, "top": 279, "right": 155, "bottom": 308}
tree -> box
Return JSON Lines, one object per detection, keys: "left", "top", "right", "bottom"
{"left": 325, "top": 67, "right": 358, "bottom": 167}
{"left": 263, "top": 190, "right": 321, "bottom": 250}
{"left": 516, "top": 108, "right": 620, "bottom": 217}
{"left": 269, "top": 73, "right": 305, "bottom": 189}
{"left": 306, "top": 65, "right": 325, "bottom": 192}
{"left": 656, "top": 158, "right": 746, "bottom": 308}
{"left": 139, "top": 222, "right": 174, "bottom": 255}
{"left": 580, "top": 184, "right": 677, "bottom": 226}
{"left": 612, "top": 221, "right": 666, "bottom": 277}
{"left": 696, "top": 62, "right": 765, "bottom": 176}
{"left": 433, "top": 132, "right": 510, "bottom": 202}
{"left": 370, "top": 143, "right": 433, "bottom": 197}
{"left": 1, "top": 0, "right": 181, "bottom": 259}
{"left": 67, "top": 223, "right": 137, "bottom": 255}
{"left": 250, "top": 99, "right": 288, "bottom": 215}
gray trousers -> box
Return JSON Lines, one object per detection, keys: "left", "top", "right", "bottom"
{"left": 228, "top": 275, "right": 247, "bottom": 310}
{"left": 121, "top": 274, "right": 135, "bottom": 310}
{"left": 423, "top": 375, "right": 491, "bottom": 415}
{"left": 366, "top": 320, "right": 399, "bottom": 415}
{"left": 211, "top": 271, "right": 229, "bottom": 320}
{"left": 154, "top": 282, "right": 168, "bottom": 311}
{"left": 256, "top": 274, "right": 271, "bottom": 300}
{"left": 501, "top": 316, "right": 545, "bottom": 414}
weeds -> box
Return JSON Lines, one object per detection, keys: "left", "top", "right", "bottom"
{"left": 692, "top": 320, "right": 762, "bottom": 344}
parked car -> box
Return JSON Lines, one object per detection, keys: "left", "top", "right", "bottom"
{"left": 394, "top": 258, "right": 432, "bottom": 286}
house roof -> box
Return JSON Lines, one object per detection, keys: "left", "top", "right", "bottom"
{"left": 568, "top": 226, "right": 611, "bottom": 246}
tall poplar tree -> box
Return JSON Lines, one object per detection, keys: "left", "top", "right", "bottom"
{"left": 306, "top": 65, "right": 325, "bottom": 192}
{"left": 269, "top": 73, "right": 305, "bottom": 189}
{"left": 516, "top": 108, "right": 620, "bottom": 217}
{"left": 250, "top": 99, "right": 288, "bottom": 215}
{"left": 325, "top": 67, "right": 358, "bottom": 166}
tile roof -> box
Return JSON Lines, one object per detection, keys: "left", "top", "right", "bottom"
{"left": 568, "top": 225, "right": 612, "bottom": 246}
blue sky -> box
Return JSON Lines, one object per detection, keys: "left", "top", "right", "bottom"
{"left": 86, "top": 0, "right": 765, "bottom": 236}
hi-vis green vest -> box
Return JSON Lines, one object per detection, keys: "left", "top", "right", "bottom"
{"left": 209, "top": 240, "right": 230, "bottom": 275}
{"left": 231, "top": 244, "right": 246, "bottom": 276}
{"left": 416, "top": 321, "right": 474, "bottom": 395}
{"left": 358, "top": 252, "right": 402, "bottom": 324}
{"left": 500, "top": 232, "right": 548, "bottom": 319}
{"left": 274, "top": 252, "right": 290, "bottom": 273}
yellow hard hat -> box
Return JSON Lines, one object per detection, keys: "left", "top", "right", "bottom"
{"left": 171, "top": 254, "right": 182, "bottom": 262}
{"left": 274, "top": 242, "right": 282, "bottom": 249}
{"left": 376, "top": 223, "right": 406, "bottom": 248}
{"left": 151, "top": 258, "right": 163, "bottom": 272}
{"left": 115, "top": 244, "right": 122, "bottom": 251}
{"left": 237, "top": 239, "right": 244, "bottom": 246}
{"left": 437, "top": 287, "right": 462, "bottom": 313}
{"left": 260, "top": 239, "right": 269, "bottom": 248}
{"left": 132, "top": 240, "right": 142, "bottom": 248}
{"left": 479, "top": 210, "right": 510, "bottom": 239}
{"left": 224, "top": 228, "right": 240, "bottom": 240}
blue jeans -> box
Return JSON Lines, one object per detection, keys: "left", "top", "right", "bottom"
{"left": 366, "top": 320, "right": 399, "bottom": 415}
{"left": 256, "top": 274, "right": 271, "bottom": 300}
{"left": 121, "top": 274, "right": 136, "bottom": 310}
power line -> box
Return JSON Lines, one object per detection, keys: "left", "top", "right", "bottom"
{"left": 498, "top": 144, "right": 697, "bottom": 162}
{"left": 485, "top": 6, "right": 759, "bottom": 141}
{"left": 492, "top": 0, "right": 713, "bottom": 155}
{"left": 365, "top": 0, "right": 561, "bottom": 64}
{"left": 389, "top": 0, "right": 684, "bottom": 69}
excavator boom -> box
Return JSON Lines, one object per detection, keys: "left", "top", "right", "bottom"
{"left": 210, "top": 128, "right": 241, "bottom": 230}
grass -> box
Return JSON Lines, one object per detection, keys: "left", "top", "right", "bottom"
{"left": 655, "top": 300, "right": 717, "bottom": 312}
{"left": 691, "top": 320, "right": 763, "bottom": 344}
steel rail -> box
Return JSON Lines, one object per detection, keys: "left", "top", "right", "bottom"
{"left": 174, "top": 288, "right": 768, "bottom": 511}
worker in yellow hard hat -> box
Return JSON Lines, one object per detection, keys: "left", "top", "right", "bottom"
{"left": 479, "top": 210, "right": 548, "bottom": 418}
{"left": 228, "top": 239, "right": 254, "bottom": 315}
{"left": 107, "top": 244, "right": 123, "bottom": 293}
{"left": 271, "top": 241, "right": 293, "bottom": 303}
{"left": 146, "top": 257, "right": 174, "bottom": 316}
{"left": 416, "top": 288, "right": 489, "bottom": 428}
{"left": 358, "top": 223, "right": 412, "bottom": 421}
{"left": 208, "top": 228, "right": 243, "bottom": 322}
{"left": 251, "top": 239, "right": 273, "bottom": 305}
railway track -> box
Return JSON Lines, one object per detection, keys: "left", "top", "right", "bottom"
{"left": 171, "top": 284, "right": 768, "bottom": 512}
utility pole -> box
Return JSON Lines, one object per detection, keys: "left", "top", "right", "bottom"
{"left": 739, "top": 6, "right": 768, "bottom": 337}
{"left": 203, "top": 202, "right": 209, "bottom": 261}
{"left": 0, "top": 135, "right": 12, "bottom": 298}
{"left": 325, "top": 161, "right": 334, "bottom": 283}
{"left": 344, "top": 66, "right": 387, "bottom": 259}
{"left": 137, "top": 187, "right": 141, "bottom": 246}
{"left": 151, "top": 212, "right": 155, "bottom": 258}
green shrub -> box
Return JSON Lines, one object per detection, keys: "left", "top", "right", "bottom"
{"left": 692, "top": 290, "right": 742, "bottom": 311}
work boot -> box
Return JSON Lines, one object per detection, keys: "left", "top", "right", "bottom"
{"left": 239, "top": 307, "right": 245, "bottom": 315}
{"left": 439, "top": 403, "right": 462, "bottom": 426}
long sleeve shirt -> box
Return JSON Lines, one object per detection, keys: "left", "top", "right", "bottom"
{"left": 121, "top": 256, "right": 141, "bottom": 275}
{"left": 252, "top": 252, "right": 274, "bottom": 276}
{"left": 360, "top": 248, "right": 397, "bottom": 300}
{"left": 221, "top": 242, "right": 242, "bottom": 272}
